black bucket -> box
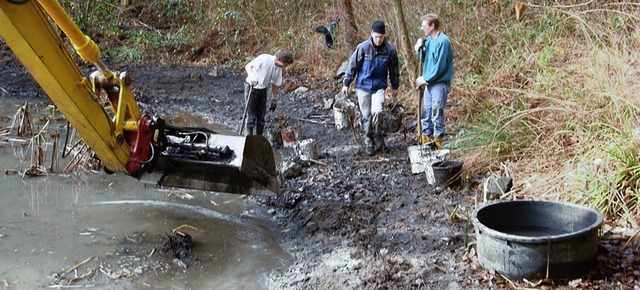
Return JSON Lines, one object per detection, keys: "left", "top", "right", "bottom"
{"left": 471, "top": 200, "right": 603, "bottom": 280}
{"left": 432, "top": 159, "right": 463, "bottom": 187}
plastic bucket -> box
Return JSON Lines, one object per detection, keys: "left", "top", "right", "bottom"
{"left": 333, "top": 99, "right": 354, "bottom": 130}
{"left": 431, "top": 159, "right": 463, "bottom": 187}
{"left": 472, "top": 200, "right": 603, "bottom": 280}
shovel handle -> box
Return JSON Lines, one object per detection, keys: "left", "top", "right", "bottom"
{"left": 417, "top": 48, "right": 424, "bottom": 145}
{"left": 239, "top": 84, "right": 253, "bottom": 134}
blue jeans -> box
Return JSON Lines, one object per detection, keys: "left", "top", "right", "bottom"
{"left": 421, "top": 82, "right": 450, "bottom": 138}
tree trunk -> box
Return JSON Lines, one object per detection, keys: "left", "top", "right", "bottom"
{"left": 340, "top": 0, "right": 359, "bottom": 52}
{"left": 391, "top": 0, "right": 418, "bottom": 85}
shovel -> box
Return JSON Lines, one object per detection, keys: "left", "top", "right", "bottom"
{"left": 239, "top": 84, "right": 253, "bottom": 135}
{"left": 417, "top": 48, "right": 425, "bottom": 145}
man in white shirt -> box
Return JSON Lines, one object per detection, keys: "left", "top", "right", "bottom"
{"left": 243, "top": 50, "right": 294, "bottom": 136}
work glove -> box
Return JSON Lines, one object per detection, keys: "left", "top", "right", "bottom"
{"left": 414, "top": 38, "right": 424, "bottom": 51}
{"left": 415, "top": 76, "right": 428, "bottom": 89}
{"left": 340, "top": 86, "right": 349, "bottom": 97}
{"left": 269, "top": 99, "right": 277, "bottom": 111}
{"left": 247, "top": 77, "right": 258, "bottom": 87}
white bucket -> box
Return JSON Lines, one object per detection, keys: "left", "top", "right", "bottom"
{"left": 295, "top": 139, "right": 318, "bottom": 161}
{"left": 333, "top": 99, "right": 355, "bottom": 130}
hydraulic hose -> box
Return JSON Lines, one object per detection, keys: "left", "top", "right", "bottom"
{"left": 7, "top": 0, "right": 29, "bottom": 4}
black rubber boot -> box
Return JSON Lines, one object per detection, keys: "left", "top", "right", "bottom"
{"left": 374, "top": 135, "right": 385, "bottom": 153}
{"left": 243, "top": 125, "right": 254, "bottom": 136}
{"left": 372, "top": 112, "right": 384, "bottom": 153}
{"left": 256, "top": 125, "right": 264, "bottom": 136}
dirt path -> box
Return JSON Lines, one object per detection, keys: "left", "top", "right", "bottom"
{"left": 1, "top": 52, "right": 635, "bottom": 289}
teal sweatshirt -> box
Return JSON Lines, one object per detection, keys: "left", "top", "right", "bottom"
{"left": 417, "top": 32, "right": 454, "bottom": 84}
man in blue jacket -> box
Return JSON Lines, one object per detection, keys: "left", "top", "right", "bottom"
{"left": 341, "top": 20, "right": 400, "bottom": 156}
{"left": 415, "top": 13, "right": 454, "bottom": 150}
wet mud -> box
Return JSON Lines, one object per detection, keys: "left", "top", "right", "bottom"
{"left": 127, "top": 61, "right": 478, "bottom": 289}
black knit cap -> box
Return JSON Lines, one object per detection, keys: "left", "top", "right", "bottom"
{"left": 371, "top": 20, "right": 385, "bottom": 34}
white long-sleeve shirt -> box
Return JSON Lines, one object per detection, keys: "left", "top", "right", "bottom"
{"left": 245, "top": 54, "right": 283, "bottom": 90}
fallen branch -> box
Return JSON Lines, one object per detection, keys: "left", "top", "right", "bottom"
{"left": 135, "top": 19, "right": 161, "bottom": 34}
{"left": 7, "top": 138, "right": 29, "bottom": 145}
{"left": 224, "top": 194, "right": 246, "bottom": 204}
{"left": 309, "top": 159, "right": 327, "bottom": 166}
{"left": 64, "top": 268, "right": 96, "bottom": 286}
{"left": 63, "top": 256, "right": 95, "bottom": 275}
{"left": 289, "top": 116, "right": 332, "bottom": 125}
{"left": 99, "top": 266, "right": 133, "bottom": 279}
{"left": 172, "top": 224, "right": 203, "bottom": 234}
{"left": 62, "top": 144, "right": 90, "bottom": 173}
{"left": 305, "top": 113, "right": 332, "bottom": 119}
{"left": 354, "top": 157, "right": 408, "bottom": 165}
{"left": 48, "top": 285, "right": 90, "bottom": 289}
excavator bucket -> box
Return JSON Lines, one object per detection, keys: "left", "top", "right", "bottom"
{"left": 139, "top": 124, "right": 280, "bottom": 197}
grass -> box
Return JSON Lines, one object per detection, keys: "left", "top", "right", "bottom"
{"left": 50, "top": 0, "right": 640, "bottom": 224}
{"left": 435, "top": 1, "right": 640, "bottom": 225}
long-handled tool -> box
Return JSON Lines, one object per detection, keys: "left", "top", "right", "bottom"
{"left": 239, "top": 84, "right": 253, "bottom": 135}
{"left": 417, "top": 48, "right": 425, "bottom": 145}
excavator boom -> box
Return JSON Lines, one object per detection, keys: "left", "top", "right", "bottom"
{"left": 0, "top": 0, "right": 279, "bottom": 196}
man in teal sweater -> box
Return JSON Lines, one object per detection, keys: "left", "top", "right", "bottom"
{"left": 415, "top": 13, "right": 454, "bottom": 149}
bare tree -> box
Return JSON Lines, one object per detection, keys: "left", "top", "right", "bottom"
{"left": 391, "top": 0, "right": 418, "bottom": 84}
{"left": 340, "top": 0, "right": 359, "bottom": 52}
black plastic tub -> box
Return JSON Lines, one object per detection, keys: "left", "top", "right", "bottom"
{"left": 432, "top": 159, "right": 463, "bottom": 187}
{"left": 471, "top": 200, "right": 603, "bottom": 280}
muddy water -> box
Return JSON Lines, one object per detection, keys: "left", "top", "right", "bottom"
{"left": 0, "top": 103, "right": 287, "bottom": 289}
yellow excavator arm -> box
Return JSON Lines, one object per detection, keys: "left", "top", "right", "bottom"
{"left": 0, "top": 0, "right": 133, "bottom": 172}
{"left": 0, "top": 0, "right": 279, "bottom": 196}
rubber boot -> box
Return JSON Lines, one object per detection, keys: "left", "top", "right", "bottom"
{"left": 243, "top": 124, "right": 254, "bottom": 136}
{"left": 373, "top": 117, "right": 384, "bottom": 153}
{"left": 374, "top": 135, "right": 385, "bottom": 153}
{"left": 421, "top": 135, "right": 433, "bottom": 145}
{"left": 434, "top": 137, "right": 444, "bottom": 150}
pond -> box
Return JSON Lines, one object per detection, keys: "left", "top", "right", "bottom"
{"left": 0, "top": 100, "right": 287, "bottom": 289}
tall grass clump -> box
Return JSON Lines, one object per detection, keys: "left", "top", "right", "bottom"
{"left": 443, "top": 1, "right": 640, "bottom": 222}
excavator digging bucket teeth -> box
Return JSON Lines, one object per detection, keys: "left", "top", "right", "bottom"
{"left": 140, "top": 126, "right": 280, "bottom": 197}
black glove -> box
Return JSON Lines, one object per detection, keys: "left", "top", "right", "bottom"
{"left": 269, "top": 99, "right": 277, "bottom": 111}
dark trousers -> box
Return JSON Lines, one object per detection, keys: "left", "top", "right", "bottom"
{"left": 243, "top": 83, "right": 268, "bottom": 136}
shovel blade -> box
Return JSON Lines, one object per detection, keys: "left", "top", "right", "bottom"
{"left": 140, "top": 126, "right": 279, "bottom": 196}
